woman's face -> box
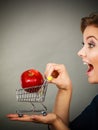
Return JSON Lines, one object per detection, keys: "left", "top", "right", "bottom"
{"left": 78, "top": 25, "right": 98, "bottom": 83}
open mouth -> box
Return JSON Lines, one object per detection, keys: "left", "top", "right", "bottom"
{"left": 84, "top": 62, "right": 94, "bottom": 73}
{"left": 87, "top": 64, "right": 94, "bottom": 72}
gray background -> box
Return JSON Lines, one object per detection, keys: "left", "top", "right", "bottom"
{"left": 0, "top": 0, "right": 98, "bottom": 130}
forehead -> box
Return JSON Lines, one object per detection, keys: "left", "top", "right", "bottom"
{"left": 83, "top": 26, "right": 98, "bottom": 42}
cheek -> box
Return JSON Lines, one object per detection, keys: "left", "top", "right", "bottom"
{"left": 90, "top": 51, "right": 98, "bottom": 62}
{"left": 91, "top": 53, "right": 98, "bottom": 71}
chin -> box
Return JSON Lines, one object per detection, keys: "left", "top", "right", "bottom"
{"left": 88, "top": 78, "right": 98, "bottom": 84}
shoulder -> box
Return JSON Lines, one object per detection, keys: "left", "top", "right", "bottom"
{"left": 91, "top": 95, "right": 98, "bottom": 108}
{"left": 92, "top": 94, "right": 98, "bottom": 101}
{"left": 91, "top": 95, "right": 98, "bottom": 104}
{"left": 69, "top": 95, "right": 98, "bottom": 129}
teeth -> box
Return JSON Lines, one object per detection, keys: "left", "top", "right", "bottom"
{"left": 83, "top": 62, "right": 90, "bottom": 70}
{"left": 83, "top": 62, "right": 88, "bottom": 65}
{"left": 83, "top": 62, "right": 89, "bottom": 69}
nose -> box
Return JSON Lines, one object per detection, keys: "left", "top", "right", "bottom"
{"left": 77, "top": 47, "right": 86, "bottom": 58}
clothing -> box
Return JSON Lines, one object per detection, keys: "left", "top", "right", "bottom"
{"left": 69, "top": 95, "right": 98, "bottom": 130}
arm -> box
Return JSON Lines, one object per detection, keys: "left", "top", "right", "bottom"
{"left": 45, "top": 63, "right": 72, "bottom": 127}
{"left": 53, "top": 88, "right": 72, "bottom": 125}
{"left": 49, "top": 115, "right": 71, "bottom": 130}
{"left": 7, "top": 113, "right": 70, "bottom": 130}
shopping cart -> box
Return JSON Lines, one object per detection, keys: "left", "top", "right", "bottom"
{"left": 16, "top": 79, "right": 48, "bottom": 117}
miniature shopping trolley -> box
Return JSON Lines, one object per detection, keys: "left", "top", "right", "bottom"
{"left": 16, "top": 80, "right": 48, "bottom": 117}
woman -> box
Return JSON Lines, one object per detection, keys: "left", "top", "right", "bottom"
{"left": 7, "top": 12, "right": 98, "bottom": 130}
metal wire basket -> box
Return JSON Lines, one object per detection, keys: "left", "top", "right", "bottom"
{"left": 16, "top": 80, "right": 48, "bottom": 117}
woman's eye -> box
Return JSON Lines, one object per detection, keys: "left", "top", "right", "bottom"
{"left": 88, "top": 43, "right": 95, "bottom": 48}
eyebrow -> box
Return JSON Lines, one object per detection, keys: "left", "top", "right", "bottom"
{"left": 86, "top": 36, "right": 98, "bottom": 40}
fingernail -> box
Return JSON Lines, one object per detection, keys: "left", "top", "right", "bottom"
{"left": 47, "top": 76, "right": 53, "bottom": 81}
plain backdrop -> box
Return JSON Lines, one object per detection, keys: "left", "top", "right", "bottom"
{"left": 0, "top": 0, "right": 98, "bottom": 130}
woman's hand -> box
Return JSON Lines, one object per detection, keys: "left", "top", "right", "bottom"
{"left": 45, "top": 63, "right": 72, "bottom": 91}
{"left": 7, "top": 113, "right": 57, "bottom": 124}
{"left": 7, "top": 113, "right": 70, "bottom": 130}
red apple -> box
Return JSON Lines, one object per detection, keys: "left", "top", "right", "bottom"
{"left": 21, "top": 69, "right": 44, "bottom": 93}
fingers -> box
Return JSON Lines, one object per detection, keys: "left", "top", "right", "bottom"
{"left": 44, "top": 63, "right": 72, "bottom": 90}
{"left": 7, "top": 113, "right": 57, "bottom": 124}
{"left": 45, "top": 63, "right": 55, "bottom": 78}
{"left": 7, "top": 114, "right": 33, "bottom": 122}
{"left": 7, "top": 114, "right": 19, "bottom": 118}
{"left": 44, "top": 63, "right": 60, "bottom": 80}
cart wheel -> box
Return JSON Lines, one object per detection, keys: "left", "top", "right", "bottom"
{"left": 41, "top": 111, "right": 47, "bottom": 116}
{"left": 18, "top": 113, "right": 23, "bottom": 117}
{"left": 16, "top": 110, "right": 23, "bottom": 117}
